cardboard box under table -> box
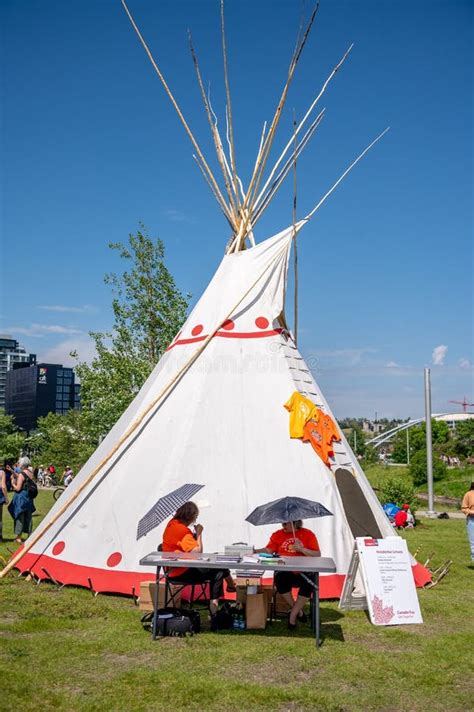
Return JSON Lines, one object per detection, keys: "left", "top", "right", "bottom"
{"left": 139, "top": 581, "right": 181, "bottom": 612}
{"left": 237, "top": 581, "right": 292, "bottom": 617}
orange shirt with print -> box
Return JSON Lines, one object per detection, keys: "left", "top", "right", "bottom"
{"left": 303, "top": 413, "right": 341, "bottom": 466}
{"left": 162, "top": 518, "right": 197, "bottom": 577}
{"left": 320, "top": 413, "right": 340, "bottom": 445}
{"left": 265, "top": 527, "right": 320, "bottom": 557}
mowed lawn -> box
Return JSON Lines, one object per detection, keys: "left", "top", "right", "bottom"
{"left": 1, "top": 490, "right": 473, "bottom": 712}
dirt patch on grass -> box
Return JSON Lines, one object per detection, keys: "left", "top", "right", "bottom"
{"left": 217, "top": 655, "right": 322, "bottom": 687}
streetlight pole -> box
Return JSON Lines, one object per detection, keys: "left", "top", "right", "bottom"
{"left": 424, "top": 368, "right": 435, "bottom": 517}
{"left": 406, "top": 427, "right": 410, "bottom": 466}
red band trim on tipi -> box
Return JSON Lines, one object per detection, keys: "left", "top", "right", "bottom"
{"left": 14, "top": 552, "right": 430, "bottom": 598}
{"left": 167, "top": 328, "right": 283, "bottom": 350}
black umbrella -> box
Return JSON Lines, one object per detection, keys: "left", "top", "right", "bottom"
{"left": 246, "top": 496, "right": 332, "bottom": 527}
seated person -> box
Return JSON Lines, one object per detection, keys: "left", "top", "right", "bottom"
{"left": 255, "top": 519, "right": 320, "bottom": 628}
{"left": 162, "top": 501, "right": 235, "bottom": 617}
{"left": 394, "top": 503, "right": 414, "bottom": 529}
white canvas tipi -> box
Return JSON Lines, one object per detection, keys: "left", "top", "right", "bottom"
{"left": 11, "top": 224, "right": 428, "bottom": 596}
{"left": 5, "top": 3, "right": 430, "bottom": 595}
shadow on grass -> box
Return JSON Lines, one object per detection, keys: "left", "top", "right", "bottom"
{"left": 206, "top": 607, "right": 346, "bottom": 644}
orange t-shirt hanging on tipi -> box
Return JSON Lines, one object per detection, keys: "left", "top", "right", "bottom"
{"left": 303, "top": 412, "right": 341, "bottom": 466}
{"left": 284, "top": 391, "right": 318, "bottom": 438}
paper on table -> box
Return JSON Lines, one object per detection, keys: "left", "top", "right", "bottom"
{"left": 242, "top": 555, "right": 260, "bottom": 563}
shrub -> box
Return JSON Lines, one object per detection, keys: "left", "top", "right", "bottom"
{"left": 409, "top": 449, "right": 447, "bottom": 487}
{"left": 379, "top": 477, "right": 416, "bottom": 510}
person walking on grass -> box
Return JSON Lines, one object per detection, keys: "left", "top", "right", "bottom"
{"left": 461, "top": 482, "right": 474, "bottom": 564}
{"left": 0, "top": 462, "right": 10, "bottom": 541}
{"left": 8, "top": 457, "right": 36, "bottom": 544}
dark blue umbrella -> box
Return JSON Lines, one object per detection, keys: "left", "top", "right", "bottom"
{"left": 136, "top": 483, "right": 204, "bottom": 540}
{"left": 246, "top": 496, "right": 332, "bottom": 527}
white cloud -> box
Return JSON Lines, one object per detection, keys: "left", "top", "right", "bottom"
{"left": 7, "top": 324, "right": 84, "bottom": 337}
{"left": 432, "top": 344, "right": 448, "bottom": 366}
{"left": 37, "top": 336, "right": 97, "bottom": 367}
{"left": 385, "top": 361, "right": 399, "bottom": 368}
{"left": 163, "top": 209, "right": 195, "bottom": 224}
{"left": 37, "top": 305, "right": 96, "bottom": 314}
{"left": 458, "top": 358, "right": 472, "bottom": 369}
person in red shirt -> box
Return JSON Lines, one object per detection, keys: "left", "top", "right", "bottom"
{"left": 256, "top": 520, "right": 320, "bottom": 628}
{"left": 162, "top": 501, "right": 235, "bottom": 616}
{"left": 394, "top": 507, "right": 408, "bottom": 529}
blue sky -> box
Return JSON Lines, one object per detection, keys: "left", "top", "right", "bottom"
{"left": 1, "top": 0, "right": 472, "bottom": 418}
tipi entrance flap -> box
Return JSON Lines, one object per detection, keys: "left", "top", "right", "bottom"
{"left": 335, "top": 468, "right": 383, "bottom": 539}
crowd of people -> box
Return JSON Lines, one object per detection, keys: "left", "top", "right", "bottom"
{"left": 0, "top": 458, "right": 74, "bottom": 543}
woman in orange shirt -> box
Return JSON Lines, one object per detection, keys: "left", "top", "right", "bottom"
{"left": 256, "top": 519, "right": 320, "bottom": 628}
{"left": 162, "top": 501, "right": 235, "bottom": 616}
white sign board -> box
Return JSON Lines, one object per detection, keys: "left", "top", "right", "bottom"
{"left": 356, "top": 536, "right": 423, "bottom": 625}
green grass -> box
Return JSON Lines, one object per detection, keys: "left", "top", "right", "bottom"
{"left": 1, "top": 490, "right": 473, "bottom": 711}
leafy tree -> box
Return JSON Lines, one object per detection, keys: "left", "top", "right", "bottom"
{"left": 409, "top": 448, "right": 448, "bottom": 487}
{"left": 379, "top": 476, "right": 416, "bottom": 511}
{"left": 345, "top": 425, "right": 367, "bottom": 458}
{"left": 31, "top": 410, "right": 95, "bottom": 473}
{"left": 0, "top": 413, "right": 26, "bottom": 462}
{"left": 362, "top": 444, "right": 379, "bottom": 464}
{"left": 74, "top": 227, "right": 190, "bottom": 441}
{"left": 392, "top": 420, "right": 450, "bottom": 463}
{"left": 452, "top": 419, "right": 474, "bottom": 458}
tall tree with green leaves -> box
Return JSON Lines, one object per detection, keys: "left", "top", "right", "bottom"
{"left": 452, "top": 419, "right": 474, "bottom": 458}
{"left": 30, "top": 409, "right": 96, "bottom": 473}
{"left": 0, "top": 413, "right": 26, "bottom": 462}
{"left": 74, "top": 227, "right": 190, "bottom": 442}
{"left": 392, "top": 419, "right": 450, "bottom": 463}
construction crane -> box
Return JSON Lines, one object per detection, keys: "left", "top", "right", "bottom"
{"left": 448, "top": 396, "right": 474, "bottom": 413}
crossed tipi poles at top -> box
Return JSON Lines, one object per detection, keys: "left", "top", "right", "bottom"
{"left": 121, "top": 0, "right": 388, "bottom": 254}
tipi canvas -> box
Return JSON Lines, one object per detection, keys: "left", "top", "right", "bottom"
{"left": 13, "top": 225, "right": 429, "bottom": 596}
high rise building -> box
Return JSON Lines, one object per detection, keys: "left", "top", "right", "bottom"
{"left": 0, "top": 335, "right": 36, "bottom": 411}
{"left": 5, "top": 362, "right": 80, "bottom": 432}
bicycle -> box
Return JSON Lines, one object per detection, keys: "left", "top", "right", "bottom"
{"left": 53, "top": 486, "right": 65, "bottom": 501}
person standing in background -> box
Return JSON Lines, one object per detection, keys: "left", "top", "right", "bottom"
{"left": 461, "top": 482, "right": 474, "bottom": 564}
{"left": 8, "top": 457, "right": 36, "bottom": 544}
{"left": 0, "top": 462, "right": 10, "bottom": 540}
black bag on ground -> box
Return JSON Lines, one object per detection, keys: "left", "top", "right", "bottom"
{"left": 213, "top": 602, "right": 239, "bottom": 630}
{"left": 141, "top": 607, "right": 200, "bottom": 636}
{"left": 23, "top": 475, "right": 38, "bottom": 499}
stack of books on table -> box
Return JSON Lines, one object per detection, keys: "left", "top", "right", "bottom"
{"left": 215, "top": 553, "right": 241, "bottom": 564}
{"left": 236, "top": 568, "right": 265, "bottom": 579}
{"left": 224, "top": 544, "right": 255, "bottom": 556}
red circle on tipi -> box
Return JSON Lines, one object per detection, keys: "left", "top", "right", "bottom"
{"left": 52, "top": 541, "right": 65, "bottom": 556}
{"left": 106, "top": 552, "right": 122, "bottom": 568}
{"left": 221, "top": 319, "right": 235, "bottom": 330}
{"left": 255, "top": 316, "right": 269, "bottom": 329}
{"left": 191, "top": 325, "right": 204, "bottom": 336}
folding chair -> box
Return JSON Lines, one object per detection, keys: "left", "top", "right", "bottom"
{"left": 157, "top": 544, "right": 211, "bottom": 609}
